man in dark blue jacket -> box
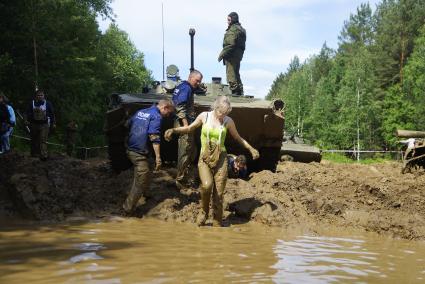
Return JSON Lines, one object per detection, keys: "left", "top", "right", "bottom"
{"left": 24, "top": 89, "right": 55, "bottom": 160}
{"left": 123, "top": 99, "right": 174, "bottom": 214}
{"left": 172, "top": 70, "right": 203, "bottom": 189}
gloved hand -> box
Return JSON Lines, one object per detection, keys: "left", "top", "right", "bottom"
{"left": 155, "top": 158, "right": 162, "bottom": 171}
{"left": 164, "top": 128, "right": 174, "bottom": 142}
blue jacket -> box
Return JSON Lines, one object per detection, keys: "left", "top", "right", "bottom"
{"left": 172, "top": 81, "right": 195, "bottom": 123}
{"left": 7, "top": 105, "right": 15, "bottom": 126}
{"left": 127, "top": 105, "right": 162, "bottom": 154}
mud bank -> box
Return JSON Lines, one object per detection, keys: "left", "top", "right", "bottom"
{"left": 1, "top": 152, "right": 424, "bottom": 240}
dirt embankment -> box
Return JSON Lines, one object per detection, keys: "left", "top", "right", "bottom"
{"left": 1, "top": 152, "right": 424, "bottom": 240}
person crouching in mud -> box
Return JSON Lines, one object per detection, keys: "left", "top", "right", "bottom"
{"left": 165, "top": 96, "right": 259, "bottom": 226}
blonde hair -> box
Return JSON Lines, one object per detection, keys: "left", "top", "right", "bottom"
{"left": 212, "top": 95, "right": 232, "bottom": 115}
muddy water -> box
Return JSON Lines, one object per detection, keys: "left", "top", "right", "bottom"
{"left": 1, "top": 218, "right": 424, "bottom": 283}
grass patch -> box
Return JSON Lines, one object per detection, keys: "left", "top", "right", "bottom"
{"left": 322, "top": 152, "right": 399, "bottom": 164}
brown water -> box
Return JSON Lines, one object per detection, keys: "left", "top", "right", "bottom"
{"left": 1, "top": 217, "right": 424, "bottom": 283}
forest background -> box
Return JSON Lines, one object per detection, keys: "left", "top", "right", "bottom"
{"left": 267, "top": 0, "right": 425, "bottom": 151}
{"left": 0, "top": 0, "right": 424, "bottom": 152}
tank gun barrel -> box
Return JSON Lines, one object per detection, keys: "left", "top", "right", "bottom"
{"left": 396, "top": 129, "right": 425, "bottom": 138}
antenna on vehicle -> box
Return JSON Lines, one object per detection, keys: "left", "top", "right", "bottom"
{"left": 162, "top": 2, "right": 165, "bottom": 81}
{"left": 189, "top": 28, "right": 195, "bottom": 72}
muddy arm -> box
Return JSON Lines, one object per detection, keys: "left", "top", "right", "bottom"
{"left": 164, "top": 112, "right": 205, "bottom": 141}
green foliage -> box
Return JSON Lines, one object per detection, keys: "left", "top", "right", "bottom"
{"left": 322, "top": 152, "right": 393, "bottom": 164}
{"left": 381, "top": 84, "right": 416, "bottom": 146}
{"left": 267, "top": 72, "right": 286, "bottom": 100}
{"left": 282, "top": 65, "right": 313, "bottom": 136}
{"left": 339, "top": 3, "right": 375, "bottom": 49}
{"left": 374, "top": 0, "right": 425, "bottom": 87}
{"left": 403, "top": 25, "right": 425, "bottom": 128}
{"left": 322, "top": 153, "right": 354, "bottom": 163}
{"left": 268, "top": 0, "right": 425, "bottom": 153}
{"left": 98, "top": 24, "right": 153, "bottom": 94}
{"left": 0, "top": 0, "right": 152, "bottom": 147}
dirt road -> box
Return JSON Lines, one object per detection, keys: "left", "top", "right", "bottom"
{"left": 1, "top": 152, "right": 424, "bottom": 240}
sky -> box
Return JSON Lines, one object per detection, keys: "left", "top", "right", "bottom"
{"left": 98, "top": 0, "right": 380, "bottom": 98}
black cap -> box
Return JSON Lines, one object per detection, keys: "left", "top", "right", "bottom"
{"left": 228, "top": 12, "right": 239, "bottom": 24}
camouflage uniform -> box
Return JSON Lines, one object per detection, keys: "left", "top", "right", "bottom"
{"left": 218, "top": 18, "right": 246, "bottom": 96}
{"left": 172, "top": 81, "right": 197, "bottom": 186}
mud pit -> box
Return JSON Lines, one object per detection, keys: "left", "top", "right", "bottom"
{"left": 1, "top": 152, "right": 424, "bottom": 240}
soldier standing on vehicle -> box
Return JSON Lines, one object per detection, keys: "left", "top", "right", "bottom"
{"left": 123, "top": 99, "right": 174, "bottom": 215}
{"left": 172, "top": 69, "right": 203, "bottom": 189}
{"left": 24, "top": 89, "right": 56, "bottom": 161}
{"left": 218, "top": 12, "right": 246, "bottom": 96}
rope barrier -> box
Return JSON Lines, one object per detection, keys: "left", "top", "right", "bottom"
{"left": 12, "top": 134, "right": 403, "bottom": 154}
{"left": 322, "top": 149, "right": 402, "bottom": 154}
{"left": 11, "top": 134, "right": 107, "bottom": 151}
{"left": 11, "top": 134, "right": 404, "bottom": 160}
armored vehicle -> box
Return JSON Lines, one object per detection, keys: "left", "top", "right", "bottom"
{"left": 105, "top": 29, "right": 285, "bottom": 173}
{"left": 397, "top": 129, "right": 425, "bottom": 174}
{"left": 280, "top": 134, "right": 322, "bottom": 163}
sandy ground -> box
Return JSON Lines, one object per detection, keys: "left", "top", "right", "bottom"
{"left": 1, "top": 152, "right": 424, "bottom": 240}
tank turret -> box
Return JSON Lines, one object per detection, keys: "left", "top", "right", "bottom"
{"left": 105, "top": 29, "right": 285, "bottom": 173}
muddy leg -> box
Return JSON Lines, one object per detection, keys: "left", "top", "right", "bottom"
{"left": 212, "top": 153, "right": 228, "bottom": 226}
{"left": 197, "top": 159, "right": 214, "bottom": 225}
